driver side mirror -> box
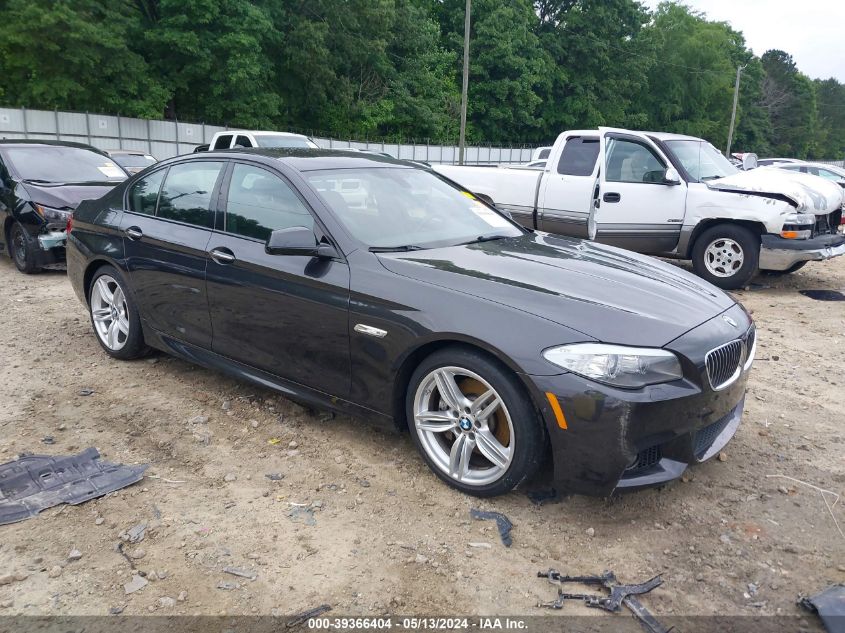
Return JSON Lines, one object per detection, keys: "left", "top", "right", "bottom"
{"left": 662, "top": 167, "right": 682, "bottom": 186}
{"left": 265, "top": 226, "right": 338, "bottom": 258}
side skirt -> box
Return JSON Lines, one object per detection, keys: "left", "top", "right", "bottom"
{"left": 141, "top": 323, "right": 394, "bottom": 428}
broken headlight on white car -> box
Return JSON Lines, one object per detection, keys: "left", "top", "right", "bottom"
{"left": 780, "top": 212, "right": 815, "bottom": 239}
{"left": 543, "top": 343, "right": 683, "bottom": 388}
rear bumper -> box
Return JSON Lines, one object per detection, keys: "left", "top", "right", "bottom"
{"left": 759, "top": 233, "right": 845, "bottom": 270}
{"left": 524, "top": 305, "right": 753, "bottom": 497}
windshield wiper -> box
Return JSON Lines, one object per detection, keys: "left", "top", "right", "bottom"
{"left": 368, "top": 244, "right": 425, "bottom": 253}
{"left": 22, "top": 179, "right": 54, "bottom": 184}
{"left": 456, "top": 234, "right": 513, "bottom": 246}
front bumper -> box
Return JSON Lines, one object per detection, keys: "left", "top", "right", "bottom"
{"left": 525, "top": 304, "right": 753, "bottom": 497}
{"left": 759, "top": 233, "right": 845, "bottom": 271}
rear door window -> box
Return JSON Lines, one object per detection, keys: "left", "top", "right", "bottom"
{"left": 557, "top": 138, "right": 600, "bottom": 176}
{"left": 156, "top": 162, "right": 224, "bottom": 228}
{"left": 223, "top": 163, "right": 314, "bottom": 241}
{"left": 128, "top": 169, "right": 166, "bottom": 215}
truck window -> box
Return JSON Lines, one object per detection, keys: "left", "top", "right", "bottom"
{"left": 213, "top": 134, "right": 233, "bottom": 150}
{"left": 606, "top": 139, "right": 665, "bottom": 183}
{"left": 539, "top": 148, "right": 550, "bottom": 160}
{"left": 556, "top": 138, "right": 599, "bottom": 176}
{"left": 234, "top": 135, "right": 252, "bottom": 148}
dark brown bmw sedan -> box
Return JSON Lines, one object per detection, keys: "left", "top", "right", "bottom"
{"left": 66, "top": 149, "right": 755, "bottom": 497}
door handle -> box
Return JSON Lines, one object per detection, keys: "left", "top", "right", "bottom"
{"left": 603, "top": 192, "right": 621, "bottom": 203}
{"left": 209, "top": 247, "right": 236, "bottom": 264}
{"left": 125, "top": 226, "right": 143, "bottom": 240}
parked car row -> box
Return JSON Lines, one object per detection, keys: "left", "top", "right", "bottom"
{"left": 1, "top": 136, "right": 763, "bottom": 498}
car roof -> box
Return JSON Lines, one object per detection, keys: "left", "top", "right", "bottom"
{"left": 0, "top": 139, "right": 104, "bottom": 151}
{"left": 177, "top": 148, "right": 416, "bottom": 171}
{"left": 105, "top": 149, "right": 150, "bottom": 156}
{"left": 222, "top": 130, "right": 310, "bottom": 138}
{"left": 643, "top": 131, "right": 705, "bottom": 142}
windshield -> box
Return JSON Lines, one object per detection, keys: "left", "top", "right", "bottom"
{"left": 664, "top": 140, "right": 738, "bottom": 182}
{"left": 305, "top": 167, "right": 524, "bottom": 249}
{"left": 253, "top": 135, "right": 318, "bottom": 149}
{"left": 111, "top": 153, "right": 157, "bottom": 169}
{"left": 4, "top": 146, "right": 127, "bottom": 183}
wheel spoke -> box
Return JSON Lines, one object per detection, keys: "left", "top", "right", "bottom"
{"left": 113, "top": 286, "right": 125, "bottom": 311}
{"left": 96, "top": 278, "right": 114, "bottom": 305}
{"left": 475, "top": 428, "right": 510, "bottom": 471}
{"left": 415, "top": 410, "right": 458, "bottom": 433}
{"left": 471, "top": 389, "right": 501, "bottom": 421}
{"left": 92, "top": 308, "right": 111, "bottom": 322}
{"left": 449, "top": 433, "right": 474, "bottom": 480}
{"left": 107, "top": 321, "right": 119, "bottom": 348}
{"left": 117, "top": 316, "right": 130, "bottom": 336}
{"left": 434, "top": 369, "right": 468, "bottom": 411}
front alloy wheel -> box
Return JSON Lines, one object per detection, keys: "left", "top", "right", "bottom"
{"left": 406, "top": 348, "right": 545, "bottom": 497}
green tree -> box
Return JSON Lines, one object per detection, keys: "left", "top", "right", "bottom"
{"left": 812, "top": 78, "right": 845, "bottom": 159}
{"left": 0, "top": 0, "right": 167, "bottom": 116}
{"left": 760, "top": 50, "right": 816, "bottom": 157}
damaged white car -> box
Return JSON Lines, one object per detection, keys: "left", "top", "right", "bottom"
{"left": 434, "top": 128, "right": 845, "bottom": 289}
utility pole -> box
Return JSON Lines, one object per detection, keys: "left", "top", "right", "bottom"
{"left": 725, "top": 64, "right": 746, "bottom": 158}
{"left": 458, "top": 0, "right": 471, "bottom": 165}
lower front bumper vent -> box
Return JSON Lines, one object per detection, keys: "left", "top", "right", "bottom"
{"left": 625, "top": 445, "right": 662, "bottom": 474}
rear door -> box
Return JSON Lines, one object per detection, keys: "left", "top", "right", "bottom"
{"left": 595, "top": 128, "right": 687, "bottom": 253}
{"left": 121, "top": 160, "right": 225, "bottom": 348}
{"left": 205, "top": 161, "right": 351, "bottom": 397}
{"left": 537, "top": 134, "right": 601, "bottom": 238}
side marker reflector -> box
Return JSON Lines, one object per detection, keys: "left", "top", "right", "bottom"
{"left": 545, "top": 392, "right": 568, "bottom": 429}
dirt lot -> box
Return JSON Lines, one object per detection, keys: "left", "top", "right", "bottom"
{"left": 0, "top": 254, "right": 843, "bottom": 624}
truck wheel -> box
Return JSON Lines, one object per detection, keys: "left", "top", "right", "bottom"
{"left": 9, "top": 222, "right": 40, "bottom": 274}
{"left": 761, "top": 261, "right": 807, "bottom": 275}
{"left": 691, "top": 224, "right": 759, "bottom": 290}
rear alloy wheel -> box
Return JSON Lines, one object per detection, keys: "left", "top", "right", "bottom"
{"left": 9, "top": 222, "right": 40, "bottom": 274}
{"left": 407, "top": 348, "right": 545, "bottom": 496}
{"left": 691, "top": 224, "right": 759, "bottom": 290}
{"left": 88, "top": 266, "right": 147, "bottom": 359}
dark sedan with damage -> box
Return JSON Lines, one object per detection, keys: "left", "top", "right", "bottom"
{"left": 0, "top": 140, "right": 128, "bottom": 273}
{"left": 66, "top": 149, "right": 755, "bottom": 497}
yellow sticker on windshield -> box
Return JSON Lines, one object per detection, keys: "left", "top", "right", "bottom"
{"left": 461, "top": 191, "right": 476, "bottom": 200}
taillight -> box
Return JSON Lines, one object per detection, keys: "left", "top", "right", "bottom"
{"left": 66, "top": 216, "right": 73, "bottom": 234}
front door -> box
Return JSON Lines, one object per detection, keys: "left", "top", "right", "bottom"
{"left": 205, "top": 161, "right": 351, "bottom": 397}
{"left": 594, "top": 129, "right": 687, "bottom": 254}
{"left": 120, "top": 160, "right": 225, "bottom": 348}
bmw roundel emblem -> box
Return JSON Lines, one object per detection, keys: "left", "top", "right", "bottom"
{"left": 459, "top": 417, "right": 473, "bottom": 431}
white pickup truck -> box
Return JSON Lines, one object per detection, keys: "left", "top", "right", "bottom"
{"left": 196, "top": 130, "right": 319, "bottom": 152}
{"left": 434, "top": 127, "right": 845, "bottom": 289}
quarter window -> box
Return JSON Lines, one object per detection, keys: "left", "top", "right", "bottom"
{"left": 156, "top": 162, "right": 223, "bottom": 228}
{"left": 606, "top": 138, "right": 665, "bottom": 183}
{"left": 224, "top": 164, "right": 314, "bottom": 241}
{"left": 128, "top": 169, "right": 166, "bottom": 215}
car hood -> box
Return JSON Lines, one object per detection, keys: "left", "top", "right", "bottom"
{"left": 376, "top": 233, "right": 735, "bottom": 347}
{"left": 21, "top": 181, "right": 120, "bottom": 210}
{"left": 706, "top": 168, "right": 845, "bottom": 213}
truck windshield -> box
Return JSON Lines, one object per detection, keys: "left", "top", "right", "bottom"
{"left": 253, "top": 135, "right": 319, "bottom": 149}
{"left": 306, "top": 167, "right": 523, "bottom": 249}
{"left": 5, "top": 146, "right": 128, "bottom": 183}
{"left": 664, "top": 140, "right": 738, "bottom": 182}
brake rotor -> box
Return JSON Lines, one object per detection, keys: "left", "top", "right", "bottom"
{"left": 458, "top": 377, "right": 510, "bottom": 447}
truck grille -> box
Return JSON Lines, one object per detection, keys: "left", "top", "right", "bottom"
{"left": 814, "top": 210, "right": 841, "bottom": 236}
{"left": 705, "top": 340, "right": 743, "bottom": 390}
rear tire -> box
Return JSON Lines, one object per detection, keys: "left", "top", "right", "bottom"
{"left": 406, "top": 347, "right": 545, "bottom": 497}
{"left": 691, "top": 224, "right": 759, "bottom": 290}
{"left": 88, "top": 265, "right": 148, "bottom": 360}
{"left": 9, "top": 222, "right": 40, "bottom": 274}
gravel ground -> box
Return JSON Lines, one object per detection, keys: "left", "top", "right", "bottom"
{"left": 0, "top": 254, "right": 843, "bottom": 624}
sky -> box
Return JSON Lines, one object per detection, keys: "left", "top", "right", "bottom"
{"left": 642, "top": 0, "right": 845, "bottom": 82}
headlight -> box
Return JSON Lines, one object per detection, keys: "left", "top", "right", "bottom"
{"left": 783, "top": 213, "right": 815, "bottom": 225}
{"left": 542, "top": 343, "right": 683, "bottom": 388}
{"left": 34, "top": 204, "right": 72, "bottom": 225}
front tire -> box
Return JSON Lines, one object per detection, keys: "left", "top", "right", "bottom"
{"left": 9, "top": 222, "right": 40, "bottom": 274}
{"left": 88, "top": 265, "right": 147, "bottom": 359}
{"left": 406, "top": 347, "right": 545, "bottom": 497}
{"left": 691, "top": 224, "right": 759, "bottom": 290}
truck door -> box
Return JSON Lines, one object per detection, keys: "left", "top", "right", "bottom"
{"left": 594, "top": 128, "right": 686, "bottom": 254}
{"left": 537, "top": 135, "right": 600, "bottom": 238}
